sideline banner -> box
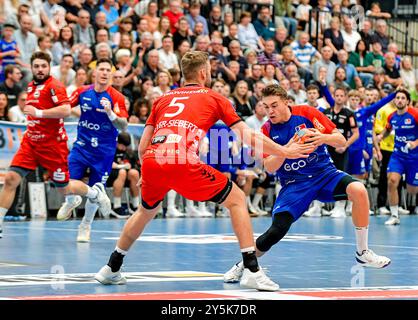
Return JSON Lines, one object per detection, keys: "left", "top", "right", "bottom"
{"left": 0, "top": 121, "right": 145, "bottom": 183}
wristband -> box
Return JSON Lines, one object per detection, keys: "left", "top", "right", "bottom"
{"left": 108, "top": 111, "right": 117, "bottom": 121}
{"left": 35, "top": 109, "right": 43, "bottom": 118}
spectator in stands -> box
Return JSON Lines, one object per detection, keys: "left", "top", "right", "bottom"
{"left": 384, "top": 52, "right": 403, "bottom": 89}
{"left": 223, "top": 23, "right": 239, "bottom": 49}
{"left": 372, "top": 19, "right": 390, "bottom": 53}
{"left": 387, "top": 42, "right": 402, "bottom": 69}
{"left": 257, "top": 39, "right": 280, "bottom": 68}
{"left": 369, "top": 67, "right": 391, "bottom": 97}
{"left": 67, "top": 67, "right": 88, "bottom": 96}
{"left": 169, "top": 68, "right": 181, "bottom": 89}
{"left": 231, "top": 80, "right": 253, "bottom": 120}
{"left": 341, "top": 16, "right": 361, "bottom": 53}
{"left": 129, "top": 98, "right": 150, "bottom": 124}
{"left": 0, "top": 65, "right": 22, "bottom": 107}
{"left": 191, "top": 22, "right": 206, "bottom": 44}
{"left": 244, "top": 49, "right": 260, "bottom": 75}
{"left": 366, "top": 2, "right": 391, "bottom": 19}
{"left": 137, "top": 76, "right": 154, "bottom": 99}
{"left": 337, "top": 49, "right": 362, "bottom": 89}
{"left": 7, "top": 91, "right": 27, "bottom": 123}
{"left": 152, "top": 70, "right": 172, "bottom": 96}
{"left": 274, "top": 0, "right": 297, "bottom": 39}
{"left": 0, "top": 23, "right": 20, "bottom": 83}
{"left": 112, "top": 69, "right": 135, "bottom": 107}
{"left": 288, "top": 74, "right": 307, "bottom": 104}
{"left": 207, "top": 5, "right": 224, "bottom": 35}
{"left": 370, "top": 40, "right": 386, "bottom": 69}
{"left": 248, "top": 80, "right": 266, "bottom": 109}
{"left": 163, "top": 0, "right": 184, "bottom": 35}
{"left": 82, "top": 0, "right": 98, "bottom": 24}
{"left": 140, "top": 49, "right": 161, "bottom": 80}
{"left": 222, "top": 60, "right": 244, "bottom": 91}
{"left": 324, "top": 16, "right": 344, "bottom": 64}
{"left": 72, "top": 10, "right": 95, "bottom": 48}
{"left": 223, "top": 11, "right": 234, "bottom": 37}
{"left": 158, "top": 35, "right": 179, "bottom": 71}
{"left": 74, "top": 48, "right": 93, "bottom": 71}
{"left": 359, "top": 19, "right": 374, "bottom": 50}
{"left": 153, "top": 16, "right": 172, "bottom": 49}
{"left": 51, "top": 53, "right": 76, "bottom": 88}
{"left": 186, "top": 1, "right": 209, "bottom": 36}
{"left": 89, "top": 43, "right": 114, "bottom": 70}
{"left": 0, "top": 92, "right": 9, "bottom": 121}
{"left": 400, "top": 56, "right": 417, "bottom": 101}
{"left": 238, "top": 12, "right": 264, "bottom": 52}
{"left": 113, "top": 17, "right": 138, "bottom": 49}
{"left": 99, "top": 0, "right": 120, "bottom": 35}
{"left": 173, "top": 17, "right": 192, "bottom": 51}
{"left": 193, "top": 35, "right": 210, "bottom": 52}
{"left": 142, "top": 1, "right": 160, "bottom": 34}
{"left": 209, "top": 37, "right": 227, "bottom": 64}
{"left": 280, "top": 77, "right": 291, "bottom": 91}
{"left": 295, "top": 0, "right": 312, "bottom": 31}
{"left": 93, "top": 11, "right": 107, "bottom": 33}
{"left": 330, "top": 67, "right": 351, "bottom": 92}
{"left": 36, "top": 35, "right": 53, "bottom": 61}
{"left": 226, "top": 40, "right": 249, "bottom": 78}
{"left": 175, "top": 39, "right": 191, "bottom": 63}
{"left": 136, "top": 17, "right": 150, "bottom": 41}
{"left": 291, "top": 32, "right": 321, "bottom": 85}
{"left": 253, "top": 6, "right": 276, "bottom": 43}
{"left": 313, "top": 45, "right": 336, "bottom": 86}
{"left": 348, "top": 39, "right": 375, "bottom": 87}
{"left": 261, "top": 63, "right": 280, "bottom": 86}
{"left": 51, "top": 25, "right": 76, "bottom": 66}
{"left": 274, "top": 26, "right": 290, "bottom": 54}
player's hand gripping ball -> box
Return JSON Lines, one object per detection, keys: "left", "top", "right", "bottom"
{"left": 295, "top": 128, "right": 311, "bottom": 144}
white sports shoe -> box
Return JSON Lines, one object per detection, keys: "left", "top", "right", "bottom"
{"left": 57, "top": 195, "right": 82, "bottom": 221}
{"left": 91, "top": 183, "right": 112, "bottom": 218}
{"left": 166, "top": 207, "right": 185, "bottom": 218}
{"left": 385, "top": 216, "right": 400, "bottom": 225}
{"left": 224, "top": 261, "right": 244, "bottom": 283}
{"left": 95, "top": 265, "right": 126, "bottom": 285}
{"left": 378, "top": 207, "right": 390, "bottom": 215}
{"left": 303, "top": 205, "right": 322, "bottom": 217}
{"left": 399, "top": 207, "right": 410, "bottom": 215}
{"left": 355, "top": 249, "right": 391, "bottom": 268}
{"left": 330, "top": 207, "right": 346, "bottom": 218}
{"left": 255, "top": 207, "right": 269, "bottom": 216}
{"left": 185, "top": 205, "right": 200, "bottom": 217}
{"left": 77, "top": 224, "right": 91, "bottom": 242}
{"left": 240, "top": 268, "right": 280, "bottom": 291}
{"left": 195, "top": 208, "right": 213, "bottom": 218}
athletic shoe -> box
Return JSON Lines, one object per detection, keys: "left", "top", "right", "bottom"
{"left": 223, "top": 261, "right": 244, "bottom": 283}
{"left": 185, "top": 205, "right": 201, "bottom": 217}
{"left": 369, "top": 209, "right": 375, "bottom": 216}
{"left": 303, "top": 205, "right": 322, "bottom": 217}
{"left": 355, "top": 249, "right": 391, "bottom": 268}
{"left": 254, "top": 207, "right": 269, "bottom": 216}
{"left": 385, "top": 216, "right": 400, "bottom": 225}
{"left": 240, "top": 268, "right": 280, "bottom": 291}
{"left": 77, "top": 224, "right": 91, "bottom": 242}
{"left": 194, "top": 208, "right": 213, "bottom": 218}
{"left": 94, "top": 265, "right": 126, "bottom": 285}
{"left": 378, "top": 207, "right": 390, "bottom": 215}
{"left": 216, "top": 207, "right": 230, "bottom": 218}
{"left": 110, "top": 207, "right": 130, "bottom": 219}
{"left": 91, "top": 183, "right": 112, "bottom": 219}
{"left": 57, "top": 195, "right": 82, "bottom": 221}
{"left": 330, "top": 207, "right": 346, "bottom": 218}
{"left": 248, "top": 203, "right": 259, "bottom": 217}
{"left": 399, "top": 207, "right": 410, "bottom": 215}
{"left": 166, "top": 207, "right": 185, "bottom": 218}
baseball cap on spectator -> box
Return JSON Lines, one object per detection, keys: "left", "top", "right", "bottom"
{"left": 3, "top": 23, "right": 17, "bottom": 29}
{"left": 115, "top": 48, "right": 131, "bottom": 61}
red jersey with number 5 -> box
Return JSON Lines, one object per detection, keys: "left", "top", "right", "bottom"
{"left": 25, "top": 76, "right": 69, "bottom": 143}
{"left": 145, "top": 85, "right": 241, "bottom": 162}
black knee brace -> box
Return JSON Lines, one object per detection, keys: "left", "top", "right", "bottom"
{"left": 256, "top": 212, "right": 294, "bottom": 252}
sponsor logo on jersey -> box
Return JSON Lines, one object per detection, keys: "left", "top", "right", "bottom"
{"left": 53, "top": 168, "right": 66, "bottom": 182}
{"left": 313, "top": 117, "right": 325, "bottom": 132}
{"left": 82, "top": 97, "right": 91, "bottom": 101}
{"left": 34, "top": 91, "right": 40, "bottom": 98}
{"left": 27, "top": 87, "right": 33, "bottom": 93}
{"left": 166, "top": 134, "right": 182, "bottom": 144}
{"left": 50, "top": 88, "right": 55, "bottom": 96}
{"left": 79, "top": 120, "right": 100, "bottom": 130}
{"left": 405, "top": 118, "right": 412, "bottom": 125}
{"left": 283, "top": 160, "right": 307, "bottom": 171}
{"left": 100, "top": 97, "right": 111, "bottom": 109}
{"left": 152, "top": 135, "right": 167, "bottom": 144}
{"left": 52, "top": 95, "right": 58, "bottom": 103}
{"left": 81, "top": 103, "right": 92, "bottom": 112}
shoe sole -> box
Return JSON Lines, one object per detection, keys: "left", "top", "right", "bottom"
{"left": 77, "top": 238, "right": 90, "bottom": 243}
{"left": 356, "top": 258, "right": 391, "bottom": 268}
{"left": 57, "top": 199, "right": 82, "bottom": 221}
{"left": 240, "top": 281, "right": 280, "bottom": 291}
{"left": 94, "top": 274, "right": 127, "bottom": 285}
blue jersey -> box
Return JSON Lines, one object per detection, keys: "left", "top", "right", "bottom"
{"left": 69, "top": 85, "right": 128, "bottom": 156}
{"left": 387, "top": 107, "right": 418, "bottom": 159}
{"left": 351, "top": 93, "right": 396, "bottom": 151}
{"left": 262, "top": 105, "right": 336, "bottom": 184}
{"left": 0, "top": 39, "right": 18, "bottom": 82}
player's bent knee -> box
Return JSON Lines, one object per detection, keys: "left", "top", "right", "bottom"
{"left": 256, "top": 212, "right": 294, "bottom": 252}
{"left": 4, "top": 171, "right": 22, "bottom": 189}
{"left": 347, "top": 182, "right": 367, "bottom": 200}
{"left": 222, "top": 183, "right": 245, "bottom": 209}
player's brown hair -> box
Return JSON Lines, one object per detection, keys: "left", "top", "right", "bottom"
{"left": 262, "top": 84, "right": 288, "bottom": 100}
{"left": 181, "top": 51, "right": 209, "bottom": 81}
{"left": 30, "top": 51, "right": 51, "bottom": 65}
{"left": 96, "top": 57, "right": 114, "bottom": 68}
{"left": 396, "top": 88, "right": 411, "bottom": 103}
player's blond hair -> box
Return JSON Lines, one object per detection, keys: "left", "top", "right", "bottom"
{"left": 181, "top": 51, "right": 209, "bottom": 81}
{"left": 262, "top": 84, "right": 288, "bottom": 100}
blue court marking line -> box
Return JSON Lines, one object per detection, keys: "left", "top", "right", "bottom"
{"left": 0, "top": 271, "right": 224, "bottom": 287}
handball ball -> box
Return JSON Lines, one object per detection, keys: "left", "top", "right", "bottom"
{"left": 296, "top": 128, "right": 309, "bottom": 144}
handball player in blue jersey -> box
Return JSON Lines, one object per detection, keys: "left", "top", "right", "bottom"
{"left": 224, "top": 85, "right": 390, "bottom": 285}
{"left": 57, "top": 58, "right": 129, "bottom": 242}
{"left": 374, "top": 89, "right": 418, "bottom": 226}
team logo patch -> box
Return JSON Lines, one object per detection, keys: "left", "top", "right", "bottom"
{"left": 99, "top": 97, "right": 111, "bottom": 109}
{"left": 295, "top": 123, "right": 307, "bottom": 132}
{"left": 313, "top": 117, "right": 325, "bottom": 132}
{"left": 405, "top": 118, "right": 412, "bottom": 125}
{"left": 53, "top": 168, "right": 66, "bottom": 182}
{"left": 166, "top": 134, "right": 182, "bottom": 143}
{"left": 151, "top": 135, "right": 167, "bottom": 144}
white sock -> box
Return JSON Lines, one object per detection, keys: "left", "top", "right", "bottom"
{"left": 81, "top": 199, "right": 98, "bottom": 226}
{"left": 186, "top": 199, "right": 195, "bottom": 209}
{"left": 85, "top": 187, "right": 98, "bottom": 200}
{"left": 0, "top": 207, "right": 8, "bottom": 225}
{"left": 390, "top": 205, "right": 399, "bottom": 218}
{"left": 115, "top": 246, "right": 128, "bottom": 255}
{"left": 65, "top": 195, "right": 75, "bottom": 203}
{"left": 246, "top": 196, "right": 251, "bottom": 206}
{"left": 335, "top": 200, "right": 346, "bottom": 209}
{"left": 113, "top": 197, "right": 122, "bottom": 209}
{"left": 252, "top": 193, "right": 263, "bottom": 208}
{"left": 355, "top": 226, "right": 369, "bottom": 253}
{"left": 130, "top": 196, "right": 139, "bottom": 208}
{"left": 241, "top": 246, "right": 255, "bottom": 253}
{"left": 167, "top": 190, "right": 176, "bottom": 209}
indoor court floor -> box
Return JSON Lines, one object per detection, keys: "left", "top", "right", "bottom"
{"left": 1, "top": 215, "right": 418, "bottom": 300}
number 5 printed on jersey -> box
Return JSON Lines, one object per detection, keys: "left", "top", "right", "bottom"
{"left": 164, "top": 97, "right": 189, "bottom": 118}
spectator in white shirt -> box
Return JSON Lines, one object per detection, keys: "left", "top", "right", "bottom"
{"left": 158, "top": 35, "right": 179, "bottom": 71}
{"left": 341, "top": 16, "right": 361, "bottom": 53}
{"left": 8, "top": 91, "right": 27, "bottom": 123}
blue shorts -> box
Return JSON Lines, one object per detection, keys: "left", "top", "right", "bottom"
{"left": 68, "top": 146, "right": 114, "bottom": 186}
{"left": 387, "top": 152, "right": 418, "bottom": 186}
{"left": 364, "top": 147, "right": 373, "bottom": 173}
{"left": 273, "top": 169, "right": 351, "bottom": 221}
{"left": 347, "top": 148, "right": 365, "bottom": 175}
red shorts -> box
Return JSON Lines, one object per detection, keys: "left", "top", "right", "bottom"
{"left": 141, "top": 156, "right": 232, "bottom": 209}
{"left": 11, "top": 137, "right": 70, "bottom": 186}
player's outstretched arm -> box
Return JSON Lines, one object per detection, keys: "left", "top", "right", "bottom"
{"left": 138, "top": 125, "right": 155, "bottom": 164}
{"left": 23, "top": 103, "right": 71, "bottom": 119}
{"left": 230, "top": 121, "right": 314, "bottom": 159}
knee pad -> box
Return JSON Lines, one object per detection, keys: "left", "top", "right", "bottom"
{"left": 256, "top": 212, "right": 294, "bottom": 252}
